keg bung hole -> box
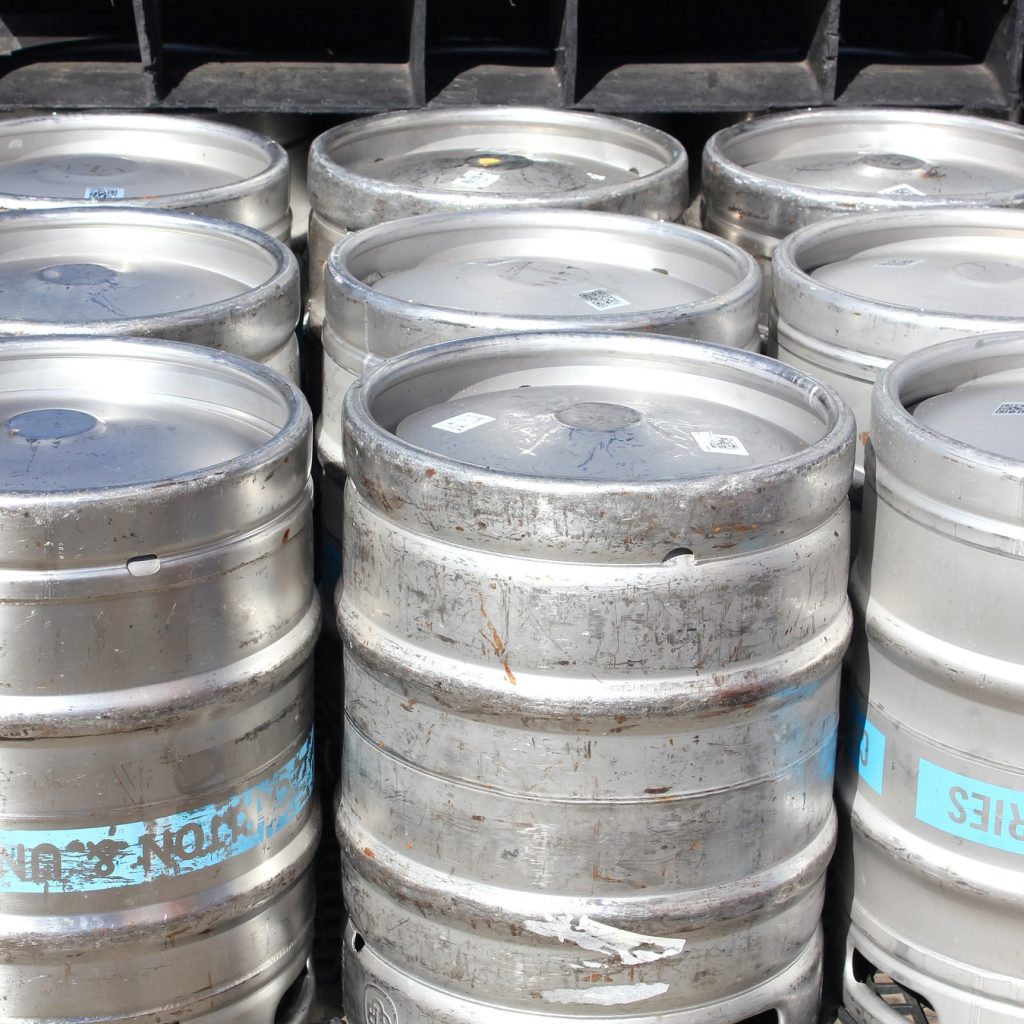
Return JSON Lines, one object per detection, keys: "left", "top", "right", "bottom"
{"left": 126, "top": 554, "right": 161, "bottom": 577}
{"left": 651, "top": 267, "right": 669, "bottom": 275}
{"left": 734, "top": 1013, "right": 777, "bottom": 1024}
{"left": 352, "top": 931, "right": 366, "bottom": 953}
{"left": 272, "top": 963, "right": 311, "bottom": 1024}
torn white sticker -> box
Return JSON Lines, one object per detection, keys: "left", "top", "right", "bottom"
{"left": 994, "top": 401, "right": 1024, "bottom": 415}
{"left": 541, "top": 982, "right": 670, "bottom": 1006}
{"left": 84, "top": 186, "right": 125, "bottom": 200}
{"left": 692, "top": 431, "right": 749, "bottom": 457}
{"left": 874, "top": 257, "right": 923, "bottom": 269}
{"left": 451, "top": 168, "right": 501, "bottom": 190}
{"left": 578, "top": 288, "right": 630, "bottom": 310}
{"left": 523, "top": 913, "right": 686, "bottom": 966}
{"left": 432, "top": 412, "right": 496, "bottom": 434}
{"left": 879, "top": 183, "right": 926, "bottom": 197}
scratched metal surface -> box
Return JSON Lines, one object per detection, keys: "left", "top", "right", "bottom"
{"left": 305, "top": 106, "right": 688, "bottom": 335}
{"left": 838, "top": 333, "right": 1024, "bottom": 1023}
{"left": 0, "top": 338, "right": 320, "bottom": 1021}
{"left": 0, "top": 206, "right": 301, "bottom": 381}
{"left": 333, "top": 332, "right": 855, "bottom": 1022}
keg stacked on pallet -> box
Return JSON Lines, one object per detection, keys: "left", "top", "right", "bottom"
{"left": 0, "top": 113, "right": 323, "bottom": 1022}
{"left": 0, "top": 338, "right": 320, "bottom": 1022}
{"left": 839, "top": 333, "right": 1024, "bottom": 1024}
{"left": 335, "top": 332, "right": 854, "bottom": 1022}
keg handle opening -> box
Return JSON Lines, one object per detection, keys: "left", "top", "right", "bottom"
{"left": 126, "top": 554, "right": 161, "bottom": 577}
{"left": 662, "top": 547, "right": 694, "bottom": 562}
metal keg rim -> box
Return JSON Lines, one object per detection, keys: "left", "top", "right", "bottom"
{"left": 0, "top": 205, "right": 299, "bottom": 337}
{"left": 346, "top": 330, "right": 853, "bottom": 490}
{"left": 0, "top": 111, "right": 290, "bottom": 212}
{"left": 773, "top": 206, "right": 1024, "bottom": 330}
{"left": 875, "top": 331, "right": 1024, "bottom": 480}
{"left": 326, "top": 207, "right": 762, "bottom": 330}
{"left": 0, "top": 334, "right": 310, "bottom": 505}
{"left": 705, "top": 107, "right": 1024, "bottom": 209}
{"left": 308, "top": 105, "right": 687, "bottom": 227}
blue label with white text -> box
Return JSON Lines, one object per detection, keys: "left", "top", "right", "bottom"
{"left": 916, "top": 759, "right": 1024, "bottom": 854}
{"left": 846, "top": 704, "right": 886, "bottom": 795}
{"left": 0, "top": 734, "right": 313, "bottom": 894}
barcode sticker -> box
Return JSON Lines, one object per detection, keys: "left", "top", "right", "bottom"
{"left": 692, "top": 431, "right": 749, "bottom": 457}
{"left": 874, "top": 257, "right": 923, "bottom": 269}
{"left": 432, "top": 412, "right": 496, "bottom": 434}
{"left": 578, "top": 288, "right": 630, "bottom": 310}
{"left": 451, "top": 169, "right": 501, "bottom": 190}
{"left": 879, "top": 183, "right": 926, "bottom": 197}
{"left": 84, "top": 186, "right": 125, "bottom": 200}
{"left": 994, "top": 402, "right": 1024, "bottom": 416}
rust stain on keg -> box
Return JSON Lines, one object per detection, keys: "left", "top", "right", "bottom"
{"left": 281, "top": 528, "right": 290, "bottom": 543}
{"left": 425, "top": 467, "right": 436, "bottom": 477}
{"left": 860, "top": 431, "right": 870, "bottom": 447}
{"left": 645, "top": 785, "right": 671, "bottom": 795}
{"left": 362, "top": 847, "right": 376, "bottom": 859}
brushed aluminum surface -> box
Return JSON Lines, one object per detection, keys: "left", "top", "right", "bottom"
{"left": 772, "top": 207, "right": 1024, "bottom": 483}
{"left": 0, "top": 112, "right": 291, "bottom": 241}
{"left": 839, "top": 332, "right": 1024, "bottom": 1024}
{"left": 0, "top": 337, "right": 321, "bottom": 1022}
{"left": 306, "top": 106, "right": 688, "bottom": 333}
{"left": 0, "top": 206, "right": 301, "bottom": 381}
{"left": 337, "top": 332, "right": 855, "bottom": 1023}
{"left": 317, "top": 208, "right": 761, "bottom": 481}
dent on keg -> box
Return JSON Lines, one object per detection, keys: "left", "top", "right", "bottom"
{"left": 0, "top": 206, "right": 301, "bottom": 381}
{"left": 839, "top": 331, "right": 1024, "bottom": 1024}
{"left": 702, "top": 108, "right": 1024, "bottom": 299}
{"left": 0, "top": 112, "right": 292, "bottom": 241}
{"left": 772, "top": 207, "right": 1024, "bottom": 482}
{"left": 337, "top": 332, "right": 854, "bottom": 1024}
{"left": 306, "top": 106, "right": 688, "bottom": 332}
{"left": 0, "top": 337, "right": 320, "bottom": 1023}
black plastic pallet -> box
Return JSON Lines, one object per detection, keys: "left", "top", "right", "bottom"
{"left": 0, "top": 0, "right": 1018, "bottom": 114}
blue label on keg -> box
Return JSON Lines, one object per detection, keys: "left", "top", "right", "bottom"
{"left": 916, "top": 759, "right": 1024, "bottom": 854}
{"left": 846, "top": 704, "right": 886, "bottom": 795}
{"left": 0, "top": 734, "right": 313, "bottom": 893}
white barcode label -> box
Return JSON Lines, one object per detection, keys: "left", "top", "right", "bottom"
{"left": 84, "top": 186, "right": 125, "bottom": 200}
{"left": 578, "top": 288, "right": 630, "bottom": 310}
{"left": 993, "top": 402, "right": 1024, "bottom": 415}
{"left": 451, "top": 168, "right": 501, "bottom": 190}
{"left": 879, "top": 183, "right": 926, "bottom": 197}
{"left": 874, "top": 257, "right": 923, "bottom": 269}
{"left": 692, "top": 431, "right": 749, "bottom": 457}
{"left": 432, "top": 412, "right": 496, "bottom": 433}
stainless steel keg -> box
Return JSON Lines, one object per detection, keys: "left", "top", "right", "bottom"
{"left": 0, "top": 206, "right": 301, "bottom": 381}
{"left": 772, "top": 207, "right": 1024, "bottom": 483}
{"left": 703, "top": 108, "right": 1024, "bottom": 302}
{"left": 839, "top": 332, "right": 1024, "bottom": 1024}
{"left": 0, "top": 112, "right": 291, "bottom": 241}
{"left": 306, "top": 106, "right": 688, "bottom": 333}
{"left": 0, "top": 337, "right": 321, "bottom": 1022}
{"left": 337, "top": 332, "right": 855, "bottom": 1023}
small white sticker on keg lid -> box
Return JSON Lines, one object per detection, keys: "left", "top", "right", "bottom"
{"left": 83, "top": 186, "right": 126, "bottom": 200}
{"left": 578, "top": 288, "right": 630, "bottom": 310}
{"left": 451, "top": 168, "right": 501, "bottom": 190}
{"left": 432, "top": 411, "right": 496, "bottom": 433}
{"left": 878, "top": 183, "right": 927, "bottom": 196}
{"left": 993, "top": 402, "right": 1024, "bottom": 415}
{"left": 692, "top": 431, "right": 750, "bottom": 456}
{"left": 874, "top": 257, "right": 924, "bottom": 269}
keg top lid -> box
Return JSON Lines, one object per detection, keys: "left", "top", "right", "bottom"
{"left": 809, "top": 235, "right": 1024, "bottom": 318}
{"left": 718, "top": 109, "right": 1024, "bottom": 200}
{"left": 395, "top": 382, "right": 805, "bottom": 481}
{"left": 913, "top": 382, "right": 1024, "bottom": 461}
{"left": 0, "top": 207, "right": 284, "bottom": 326}
{"left": 0, "top": 340, "right": 293, "bottom": 493}
{"left": 376, "top": 255, "right": 713, "bottom": 317}
{"left": 0, "top": 113, "right": 279, "bottom": 204}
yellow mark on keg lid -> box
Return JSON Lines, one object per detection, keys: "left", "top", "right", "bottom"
{"left": 477, "top": 156, "right": 503, "bottom": 167}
